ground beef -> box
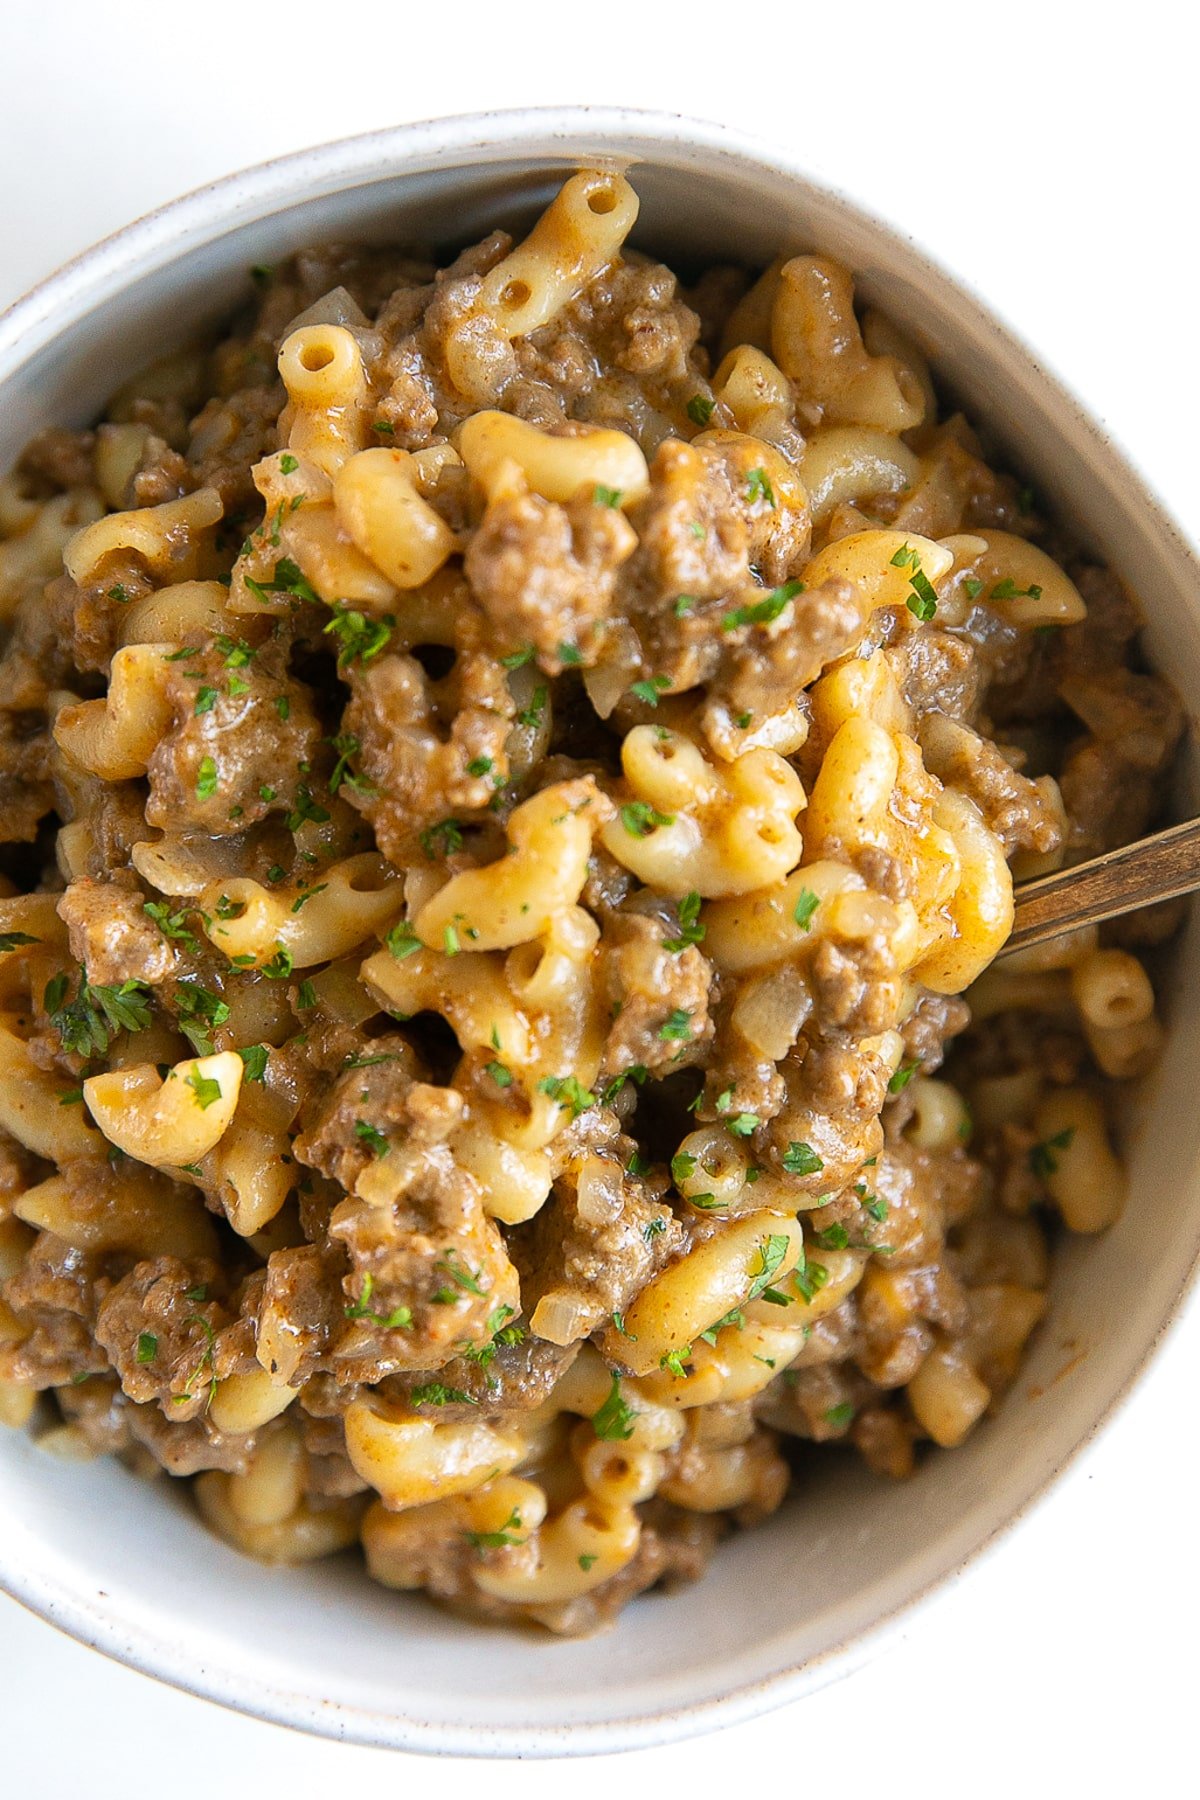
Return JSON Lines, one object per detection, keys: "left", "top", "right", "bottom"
{"left": 58, "top": 878, "right": 178, "bottom": 987}
{"left": 94, "top": 1256, "right": 230, "bottom": 1418}
{"left": 0, "top": 706, "right": 52, "bottom": 842}
{"left": 145, "top": 637, "right": 321, "bottom": 836}
{"left": 0, "top": 1231, "right": 108, "bottom": 1388}
{"left": 465, "top": 488, "right": 636, "bottom": 665}
{"left": 515, "top": 1113, "right": 683, "bottom": 1341}
{"left": 344, "top": 640, "right": 515, "bottom": 856}
{"left": 599, "top": 912, "right": 715, "bottom": 1078}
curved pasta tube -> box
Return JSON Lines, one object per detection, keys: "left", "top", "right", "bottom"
{"left": 414, "top": 780, "right": 605, "bottom": 952}
{"left": 0, "top": 1020, "right": 104, "bottom": 1159}
{"left": 53, "top": 643, "right": 175, "bottom": 779}
{"left": 209, "top": 1366, "right": 298, "bottom": 1435}
{"left": 63, "top": 487, "right": 223, "bottom": 586}
{"left": 907, "top": 1345, "right": 991, "bottom": 1449}
{"left": 200, "top": 854, "right": 405, "bottom": 969}
{"left": 772, "top": 256, "right": 925, "bottom": 431}
{"left": 83, "top": 1051, "right": 244, "bottom": 1170}
{"left": 913, "top": 789, "right": 1014, "bottom": 994}
{"left": 966, "top": 530, "right": 1087, "bottom": 627}
{"left": 799, "top": 427, "right": 920, "bottom": 523}
{"left": 609, "top": 1212, "right": 806, "bottom": 1378}
{"left": 361, "top": 943, "right": 531, "bottom": 1059}
{"left": 344, "top": 1400, "right": 527, "bottom": 1509}
{"left": 450, "top": 1118, "right": 553, "bottom": 1227}
{"left": 333, "top": 448, "right": 457, "bottom": 588}
{"left": 600, "top": 728, "right": 806, "bottom": 899}
{"left": 703, "top": 860, "right": 869, "bottom": 973}
{"left": 207, "top": 1113, "right": 294, "bottom": 1236}
{"left": 195, "top": 1470, "right": 362, "bottom": 1563}
{"left": 117, "top": 579, "right": 234, "bottom": 647}
{"left": 458, "top": 410, "right": 650, "bottom": 507}
{"left": 800, "top": 528, "right": 953, "bottom": 623}
{"left": 477, "top": 171, "right": 639, "bottom": 339}
{"left": 1031, "top": 1087, "right": 1126, "bottom": 1233}
{"left": 15, "top": 1168, "right": 219, "bottom": 1259}
{"left": 0, "top": 491, "right": 105, "bottom": 620}
{"left": 278, "top": 324, "right": 370, "bottom": 476}
{"left": 260, "top": 499, "right": 396, "bottom": 611}
{"left": 710, "top": 345, "right": 795, "bottom": 444}
{"left": 472, "top": 1494, "right": 641, "bottom": 1604}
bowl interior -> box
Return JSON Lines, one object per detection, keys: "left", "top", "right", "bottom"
{"left": 2, "top": 114, "right": 1199, "bottom": 1756}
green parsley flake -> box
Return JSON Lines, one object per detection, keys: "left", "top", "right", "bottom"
{"left": 593, "top": 485, "right": 623, "bottom": 508}
{"left": 323, "top": 605, "right": 393, "bottom": 666}
{"left": 186, "top": 1067, "right": 222, "bottom": 1110}
{"left": 686, "top": 394, "right": 715, "bottom": 427}
{"left": 236, "top": 1044, "right": 269, "bottom": 1083}
{"left": 386, "top": 921, "right": 424, "bottom": 960}
{"left": 195, "top": 756, "right": 219, "bottom": 800}
{"left": 745, "top": 467, "right": 775, "bottom": 507}
{"left": 136, "top": 1331, "right": 157, "bottom": 1364}
{"left": 722, "top": 579, "right": 803, "bottom": 631}
{"left": 0, "top": 931, "right": 39, "bottom": 953}
{"left": 663, "top": 890, "right": 705, "bottom": 953}
{"left": 354, "top": 1119, "right": 390, "bottom": 1158}
{"left": 1030, "top": 1127, "right": 1075, "bottom": 1178}
{"left": 782, "top": 1141, "right": 823, "bottom": 1177}
{"left": 620, "top": 801, "right": 674, "bottom": 838}
{"left": 658, "top": 1008, "right": 692, "bottom": 1042}
{"left": 793, "top": 888, "right": 820, "bottom": 931}
{"left": 991, "top": 577, "right": 1044, "bottom": 602}
{"left": 174, "top": 983, "right": 231, "bottom": 1056}
{"left": 629, "top": 674, "right": 671, "bottom": 707}
{"left": 280, "top": 453, "right": 299, "bottom": 475}
{"left": 465, "top": 1507, "right": 525, "bottom": 1550}
{"left": 537, "top": 1074, "right": 595, "bottom": 1118}
{"left": 592, "top": 1372, "right": 638, "bottom": 1442}
{"left": 484, "top": 1060, "right": 513, "bottom": 1088}
{"left": 343, "top": 1271, "right": 412, "bottom": 1330}
{"left": 420, "top": 818, "right": 464, "bottom": 860}
{"left": 516, "top": 684, "right": 548, "bottom": 729}
{"left": 143, "top": 902, "right": 199, "bottom": 953}
{"left": 47, "top": 975, "right": 152, "bottom": 1058}
{"left": 888, "top": 1061, "right": 919, "bottom": 1094}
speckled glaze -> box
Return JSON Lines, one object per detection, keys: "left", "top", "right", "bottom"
{"left": 1, "top": 107, "right": 1199, "bottom": 1757}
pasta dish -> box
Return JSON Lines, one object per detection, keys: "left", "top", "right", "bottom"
{"left": 0, "top": 171, "right": 1181, "bottom": 1633}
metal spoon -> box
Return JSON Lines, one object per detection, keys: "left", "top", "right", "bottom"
{"left": 1003, "top": 816, "right": 1200, "bottom": 956}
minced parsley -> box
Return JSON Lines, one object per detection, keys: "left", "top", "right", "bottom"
{"left": 592, "top": 1372, "right": 638, "bottom": 1442}
{"left": 663, "top": 890, "right": 704, "bottom": 953}
{"left": 722, "top": 579, "right": 802, "bottom": 631}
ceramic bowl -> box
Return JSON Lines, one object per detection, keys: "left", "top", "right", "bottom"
{"left": 1, "top": 106, "right": 1198, "bottom": 1757}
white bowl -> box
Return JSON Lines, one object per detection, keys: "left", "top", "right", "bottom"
{"left": 2, "top": 106, "right": 1199, "bottom": 1758}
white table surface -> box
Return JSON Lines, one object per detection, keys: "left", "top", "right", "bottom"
{"left": 1, "top": 4, "right": 1195, "bottom": 1792}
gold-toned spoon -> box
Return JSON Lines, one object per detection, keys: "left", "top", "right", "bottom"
{"left": 1004, "top": 816, "right": 1200, "bottom": 956}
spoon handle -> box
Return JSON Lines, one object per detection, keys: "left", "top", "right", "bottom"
{"left": 1004, "top": 815, "right": 1200, "bottom": 956}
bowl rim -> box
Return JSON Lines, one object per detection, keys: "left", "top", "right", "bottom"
{"left": 2, "top": 101, "right": 1200, "bottom": 1759}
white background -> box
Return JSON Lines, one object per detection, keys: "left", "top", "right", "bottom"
{"left": 1, "top": 2, "right": 1196, "bottom": 1793}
